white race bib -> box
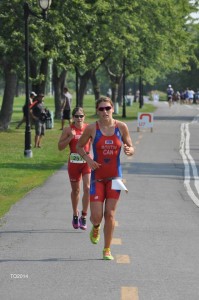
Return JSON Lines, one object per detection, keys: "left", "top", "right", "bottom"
{"left": 70, "top": 153, "right": 86, "bottom": 163}
{"left": 111, "top": 178, "right": 128, "bottom": 193}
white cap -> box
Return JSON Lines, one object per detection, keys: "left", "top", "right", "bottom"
{"left": 30, "top": 91, "right": 37, "bottom": 96}
{"left": 168, "top": 85, "right": 171, "bottom": 88}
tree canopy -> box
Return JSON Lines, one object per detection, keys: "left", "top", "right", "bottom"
{"left": 0, "top": 0, "right": 199, "bottom": 129}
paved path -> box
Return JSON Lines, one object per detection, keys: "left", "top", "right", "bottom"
{"left": 1, "top": 102, "right": 199, "bottom": 300}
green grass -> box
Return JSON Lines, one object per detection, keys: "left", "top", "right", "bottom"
{"left": 0, "top": 94, "right": 156, "bottom": 218}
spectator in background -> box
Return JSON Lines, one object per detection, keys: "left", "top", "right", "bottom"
{"left": 167, "top": 84, "right": 174, "bottom": 107}
{"left": 135, "top": 89, "right": 140, "bottom": 102}
{"left": 60, "top": 87, "right": 72, "bottom": 130}
{"left": 195, "top": 89, "right": 199, "bottom": 104}
{"left": 188, "top": 88, "right": 195, "bottom": 104}
{"left": 16, "top": 91, "right": 37, "bottom": 129}
{"left": 184, "top": 88, "right": 189, "bottom": 104}
{"left": 30, "top": 94, "right": 46, "bottom": 148}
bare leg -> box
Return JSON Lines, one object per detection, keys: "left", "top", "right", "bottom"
{"left": 90, "top": 201, "right": 103, "bottom": 243}
{"left": 81, "top": 173, "right": 90, "bottom": 214}
{"left": 103, "top": 199, "right": 119, "bottom": 249}
{"left": 90, "top": 201, "right": 103, "bottom": 226}
{"left": 34, "top": 135, "right": 39, "bottom": 147}
{"left": 34, "top": 135, "right": 42, "bottom": 147}
{"left": 37, "top": 136, "right": 42, "bottom": 147}
{"left": 16, "top": 116, "right": 26, "bottom": 129}
{"left": 70, "top": 181, "right": 80, "bottom": 216}
{"left": 60, "top": 119, "right": 65, "bottom": 130}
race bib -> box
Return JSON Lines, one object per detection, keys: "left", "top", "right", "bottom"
{"left": 70, "top": 153, "right": 86, "bottom": 163}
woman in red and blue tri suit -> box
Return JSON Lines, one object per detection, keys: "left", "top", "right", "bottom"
{"left": 76, "top": 96, "right": 134, "bottom": 260}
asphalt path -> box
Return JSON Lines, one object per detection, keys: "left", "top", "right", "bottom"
{"left": 1, "top": 101, "right": 199, "bottom": 300}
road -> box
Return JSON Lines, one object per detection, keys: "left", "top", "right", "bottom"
{"left": 1, "top": 101, "right": 199, "bottom": 300}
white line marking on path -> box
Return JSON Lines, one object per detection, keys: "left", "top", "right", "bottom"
{"left": 179, "top": 115, "right": 199, "bottom": 207}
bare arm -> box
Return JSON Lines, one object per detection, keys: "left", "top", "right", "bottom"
{"left": 61, "top": 98, "right": 66, "bottom": 109}
{"left": 76, "top": 124, "right": 101, "bottom": 170}
{"left": 58, "top": 127, "right": 75, "bottom": 151}
{"left": 30, "top": 109, "right": 38, "bottom": 121}
{"left": 118, "top": 121, "right": 135, "bottom": 156}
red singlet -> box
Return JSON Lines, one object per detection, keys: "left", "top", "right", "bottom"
{"left": 68, "top": 123, "right": 91, "bottom": 182}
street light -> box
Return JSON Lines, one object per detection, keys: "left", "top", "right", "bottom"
{"left": 39, "top": 0, "right": 52, "bottom": 10}
{"left": 24, "top": 0, "right": 52, "bottom": 158}
{"left": 38, "top": 0, "right": 52, "bottom": 19}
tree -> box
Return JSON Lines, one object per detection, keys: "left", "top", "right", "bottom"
{"left": 0, "top": 1, "right": 24, "bottom": 129}
{"left": 0, "top": 0, "right": 199, "bottom": 129}
{"left": 0, "top": 0, "right": 54, "bottom": 129}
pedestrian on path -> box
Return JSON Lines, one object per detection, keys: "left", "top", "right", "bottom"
{"left": 58, "top": 107, "right": 91, "bottom": 230}
{"left": 167, "top": 84, "right": 174, "bottom": 107}
{"left": 76, "top": 96, "right": 134, "bottom": 260}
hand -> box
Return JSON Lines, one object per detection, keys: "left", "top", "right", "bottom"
{"left": 70, "top": 129, "right": 76, "bottom": 138}
{"left": 123, "top": 144, "right": 134, "bottom": 156}
{"left": 86, "top": 157, "right": 101, "bottom": 171}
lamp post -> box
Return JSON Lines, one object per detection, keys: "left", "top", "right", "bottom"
{"left": 24, "top": 0, "right": 52, "bottom": 158}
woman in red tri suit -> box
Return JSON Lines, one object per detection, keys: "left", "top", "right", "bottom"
{"left": 58, "top": 107, "right": 91, "bottom": 230}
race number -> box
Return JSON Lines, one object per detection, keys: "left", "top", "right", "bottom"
{"left": 70, "top": 153, "right": 86, "bottom": 163}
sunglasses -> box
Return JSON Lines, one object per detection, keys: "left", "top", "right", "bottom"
{"left": 98, "top": 106, "right": 112, "bottom": 112}
{"left": 74, "top": 115, "right": 84, "bottom": 118}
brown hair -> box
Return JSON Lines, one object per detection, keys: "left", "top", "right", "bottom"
{"left": 95, "top": 96, "right": 113, "bottom": 109}
{"left": 72, "top": 107, "right": 85, "bottom": 117}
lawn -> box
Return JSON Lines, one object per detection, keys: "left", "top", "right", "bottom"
{"left": 0, "top": 94, "right": 156, "bottom": 218}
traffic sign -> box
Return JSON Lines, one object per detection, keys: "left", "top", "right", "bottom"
{"left": 137, "top": 112, "right": 153, "bottom": 132}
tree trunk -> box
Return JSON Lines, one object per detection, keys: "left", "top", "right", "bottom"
{"left": 118, "top": 80, "right": 123, "bottom": 106}
{"left": 111, "top": 84, "right": 118, "bottom": 104}
{"left": 30, "top": 58, "right": 37, "bottom": 93}
{"left": 78, "top": 70, "right": 92, "bottom": 107}
{"left": 90, "top": 70, "right": 100, "bottom": 101}
{"left": 35, "top": 57, "right": 49, "bottom": 94}
{"left": 52, "top": 62, "right": 67, "bottom": 119}
{"left": 106, "top": 66, "right": 123, "bottom": 104}
{"left": 33, "top": 45, "right": 51, "bottom": 94}
{"left": 0, "top": 66, "right": 17, "bottom": 130}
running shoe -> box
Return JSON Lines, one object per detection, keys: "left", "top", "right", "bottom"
{"left": 79, "top": 216, "right": 87, "bottom": 230}
{"left": 103, "top": 248, "right": 114, "bottom": 260}
{"left": 72, "top": 215, "right": 79, "bottom": 229}
{"left": 90, "top": 225, "right": 100, "bottom": 244}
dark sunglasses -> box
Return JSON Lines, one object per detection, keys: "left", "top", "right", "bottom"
{"left": 98, "top": 106, "right": 112, "bottom": 112}
{"left": 74, "top": 115, "right": 84, "bottom": 118}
